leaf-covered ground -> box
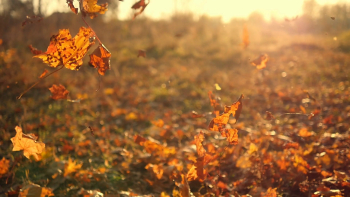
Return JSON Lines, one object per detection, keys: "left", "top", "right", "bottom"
{"left": 1, "top": 14, "right": 350, "bottom": 196}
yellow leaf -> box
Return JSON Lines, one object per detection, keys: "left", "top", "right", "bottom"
{"left": 248, "top": 143, "right": 258, "bottom": 154}
{"left": 64, "top": 158, "right": 83, "bottom": 177}
{"left": 82, "top": 0, "right": 108, "bottom": 19}
{"left": 11, "top": 126, "right": 45, "bottom": 161}
{"left": 0, "top": 157, "right": 10, "bottom": 177}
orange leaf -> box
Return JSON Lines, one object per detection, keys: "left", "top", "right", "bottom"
{"left": 34, "top": 27, "right": 95, "bottom": 70}
{"left": 49, "top": 84, "right": 69, "bottom": 100}
{"left": 67, "top": 0, "right": 78, "bottom": 14}
{"left": 187, "top": 157, "right": 206, "bottom": 182}
{"left": 251, "top": 54, "right": 268, "bottom": 69}
{"left": 11, "top": 126, "right": 45, "bottom": 161}
{"left": 64, "top": 157, "right": 83, "bottom": 177}
{"left": 81, "top": 0, "right": 108, "bottom": 19}
{"left": 175, "top": 174, "right": 190, "bottom": 197}
{"left": 241, "top": 25, "right": 249, "bottom": 49}
{"left": 151, "top": 119, "right": 164, "bottom": 128}
{"left": 131, "top": 0, "right": 149, "bottom": 19}
{"left": 222, "top": 128, "right": 238, "bottom": 145}
{"left": 194, "top": 131, "right": 206, "bottom": 157}
{"left": 0, "top": 157, "right": 10, "bottom": 177}
{"left": 89, "top": 44, "right": 111, "bottom": 75}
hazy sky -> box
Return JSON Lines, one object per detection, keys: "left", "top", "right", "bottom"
{"left": 43, "top": 0, "right": 346, "bottom": 23}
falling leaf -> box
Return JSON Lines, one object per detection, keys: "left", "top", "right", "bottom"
{"left": 285, "top": 15, "right": 298, "bottom": 22}
{"left": 214, "top": 83, "right": 221, "bottom": 90}
{"left": 175, "top": 174, "right": 190, "bottom": 197}
{"left": 265, "top": 111, "right": 274, "bottom": 120}
{"left": 11, "top": 126, "right": 45, "bottom": 161}
{"left": 67, "top": 0, "right": 78, "bottom": 14}
{"left": 221, "top": 128, "right": 238, "bottom": 145}
{"left": 241, "top": 25, "right": 249, "bottom": 49}
{"left": 187, "top": 157, "right": 205, "bottom": 182}
{"left": 251, "top": 54, "right": 268, "bottom": 69}
{"left": 0, "top": 157, "right": 10, "bottom": 177}
{"left": 22, "top": 15, "right": 43, "bottom": 27}
{"left": 28, "top": 45, "right": 43, "bottom": 55}
{"left": 64, "top": 157, "right": 83, "bottom": 177}
{"left": 34, "top": 27, "right": 95, "bottom": 70}
{"left": 80, "top": 0, "right": 108, "bottom": 19}
{"left": 151, "top": 119, "right": 164, "bottom": 128}
{"left": 19, "top": 183, "right": 54, "bottom": 197}
{"left": 194, "top": 131, "right": 206, "bottom": 157}
{"left": 330, "top": 17, "right": 335, "bottom": 20}
{"left": 299, "top": 105, "right": 306, "bottom": 114}
{"left": 131, "top": 0, "right": 149, "bottom": 19}
{"left": 89, "top": 44, "right": 111, "bottom": 75}
{"left": 137, "top": 50, "right": 146, "bottom": 58}
{"left": 39, "top": 69, "right": 48, "bottom": 78}
{"left": 49, "top": 84, "right": 69, "bottom": 100}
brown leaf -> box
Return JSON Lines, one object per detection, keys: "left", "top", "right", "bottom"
{"left": 265, "top": 111, "right": 274, "bottom": 120}
{"left": 81, "top": 0, "right": 108, "bottom": 19}
{"left": 67, "top": 0, "right": 78, "bottom": 14}
{"left": 22, "top": 15, "right": 43, "bottom": 27}
{"left": 234, "top": 94, "right": 244, "bottom": 121}
{"left": 49, "top": 84, "right": 69, "bottom": 100}
{"left": 330, "top": 17, "right": 335, "bottom": 20}
{"left": 187, "top": 157, "right": 205, "bottom": 182}
{"left": 137, "top": 50, "right": 146, "bottom": 58}
{"left": 131, "top": 0, "right": 149, "bottom": 19}
{"left": 28, "top": 45, "right": 43, "bottom": 55}
{"left": 11, "top": 126, "right": 45, "bottom": 161}
{"left": 251, "top": 54, "right": 268, "bottom": 69}
{"left": 89, "top": 44, "right": 111, "bottom": 75}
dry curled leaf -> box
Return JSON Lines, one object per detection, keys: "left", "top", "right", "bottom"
{"left": 11, "top": 126, "right": 45, "bottom": 161}
{"left": 265, "top": 111, "right": 274, "bottom": 120}
{"left": 89, "top": 44, "right": 111, "bottom": 75}
{"left": 81, "top": 0, "right": 108, "bottom": 19}
{"left": 22, "top": 15, "right": 43, "bottom": 27}
{"left": 187, "top": 156, "right": 206, "bottom": 182}
{"left": 49, "top": 84, "right": 69, "bottom": 100}
{"left": 251, "top": 54, "right": 268, "bottom": 69}
{"left": 34, "top": 27, "right": 95, "bottom": 70}
{"left": 67, "top": 0, "right": 78, "bottom": 14}
{"left": 28, "top": 45, "right": 43, "bottom": 55}
{"left": 131, "top": 0, "right": 149, "bottom": 19}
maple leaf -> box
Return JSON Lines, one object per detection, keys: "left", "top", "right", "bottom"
{"left": 89, "top": 44, "right": 111, "bottom": 75}
{"left": 131, "top": 0, "right": 150, "bottom": 19}
{"left": 251, "top": 54, "right": 268, "bottom": 69}
{"left": 81, "top": 0, "right": 108, "bottom": 19}
{"left": 137, "top": 50, "right": 146, "bottom": 58}
{"left": 241, "top": 25, "right": 249, "bottom": 49}
{"left": 49, "top": 84, "right": 69, "bottom": 100}
{"left": 11, "top": 126, "right": 45, "bottom": 161}
{"left": 67, "top": 0, "right": 78, "bottom": 14}
{"left": 0, "top": 157, "right": 10, "bottom": 177}
{"left": 64, "top": 157, "right": 83, "bottom": 177}
{"left": 19, "top": 183, "right": 54, "bottom": 197}
{"left": 34, "top": 27, "right": 95, "bottom": 70}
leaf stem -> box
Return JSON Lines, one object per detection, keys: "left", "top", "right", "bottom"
{"left": 81, "top": 16, "right": 103, "bottom": 45}
{"left": 17, "top": 65, "right": 64, "bottom": 99}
